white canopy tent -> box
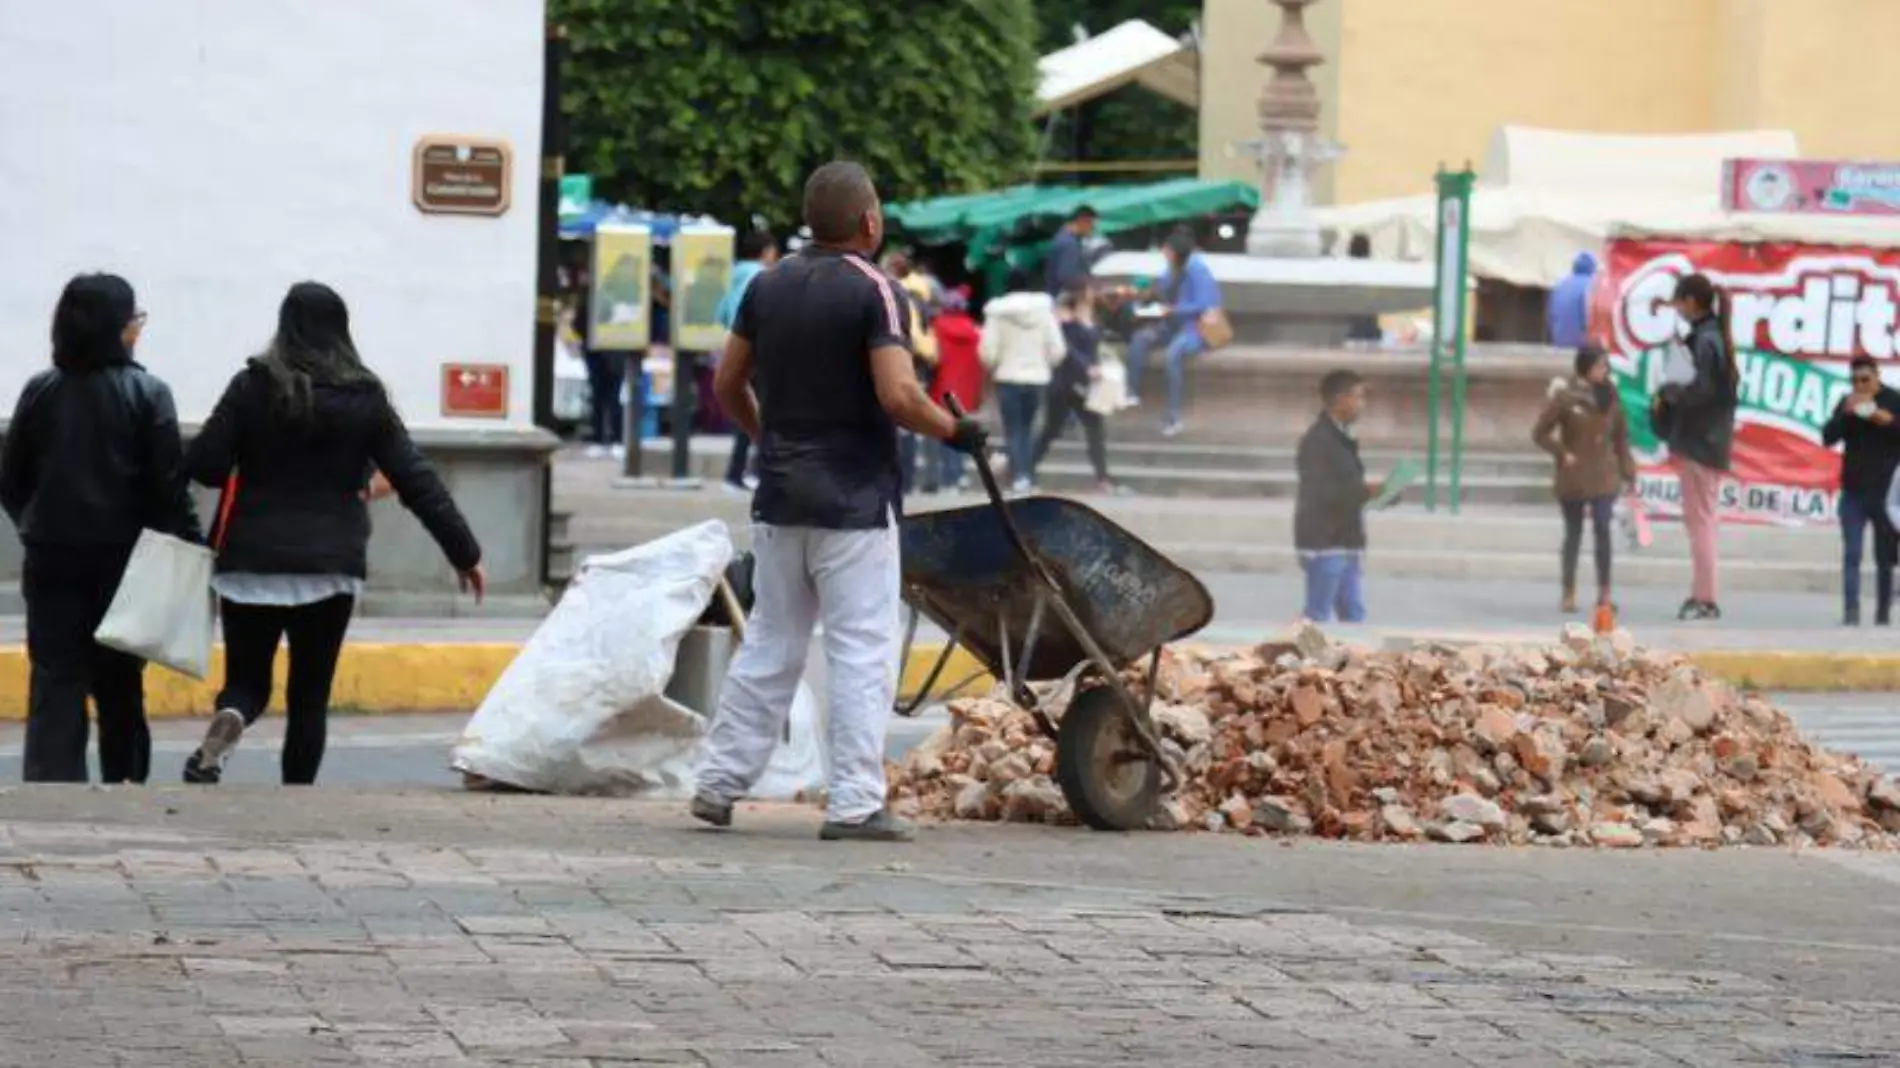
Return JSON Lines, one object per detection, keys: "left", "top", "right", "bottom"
{"left": 1035, "top": 19, "right": 1198, "bottom": 116}
{"left": 1315, "top": 126, "right": 1900, "bottom": 288}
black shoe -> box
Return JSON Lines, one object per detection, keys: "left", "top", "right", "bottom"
{"left": 1846, "top": 605, "right": 1863, "bottom": 627}
{"left": 1677, "top": 598, "right": 1702, "bottom": 622}
{"left": 690, "top": 791, "right": 733, "bottom": 829}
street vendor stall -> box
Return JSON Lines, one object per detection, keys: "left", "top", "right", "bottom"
{"left": 884, "top": 178, "right": 1259, "bottom": 294}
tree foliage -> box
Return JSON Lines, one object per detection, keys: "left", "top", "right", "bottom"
{"left": 1034, "top": 0, "right": 1201, "bottom": 170}
{"left": 555, "top": 0, "right": 1040, "bottom": 228}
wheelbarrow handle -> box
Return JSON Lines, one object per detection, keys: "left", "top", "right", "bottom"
{"left": 944, "top": 396, "right": 1048, "bottom": 582}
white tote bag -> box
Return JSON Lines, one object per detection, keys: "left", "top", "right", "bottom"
{"left": 94, "top": 529, "right": 216, "bottom": 679}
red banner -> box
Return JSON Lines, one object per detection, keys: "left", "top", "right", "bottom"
{"left": 1595, "top": 239, "right": 1900, "bottom": 525}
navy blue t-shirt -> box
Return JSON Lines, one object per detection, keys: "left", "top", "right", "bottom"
{"left": 731, "top": 247, "right": 914, "bottom": 530}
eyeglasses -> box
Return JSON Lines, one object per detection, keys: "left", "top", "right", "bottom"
{"left": 130, "top": 311, "right": 149, "bottom": 327}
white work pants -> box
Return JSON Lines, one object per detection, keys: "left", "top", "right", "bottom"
{"left": 697, "top": 520, "right": 900, "bottom": 822}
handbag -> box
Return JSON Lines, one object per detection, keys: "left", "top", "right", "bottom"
{"left": 1197, "top": 307, "right": 1234, "bottom": 350}
{"left": 93, "top": 474, "right": 239, "bottom": 679}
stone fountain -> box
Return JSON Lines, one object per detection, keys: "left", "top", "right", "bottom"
{"left": 1093, "top": 0, "right": 1434, "bottom": 346}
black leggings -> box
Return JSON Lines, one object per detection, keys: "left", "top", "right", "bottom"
{"left": 1561, "top": 496, "right": 1616, "bottom": 596}
{"left": 1030, "top": 382, "right": 1109, "bottom": 482}
{"left": 216, "top": 595, "right": 355, "bottom": 785}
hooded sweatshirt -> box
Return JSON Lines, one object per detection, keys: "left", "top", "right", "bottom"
{"left": 930, "top": 308, "right": 984, "bottom": 412}
{"left": 1547, "top": 252, "right": 1597, "bottom": 349}
{"left": 979, "top": 291, "right": 1065, "bottom": 386}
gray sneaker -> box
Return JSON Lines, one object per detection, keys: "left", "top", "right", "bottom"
{"left": 183, "top": 708, "right": 246, "bottom": 785}
{"left": 690, "top": 791, "right": 733, "bottom": 828}
{"left": 819, "top": 809, "right": 915, "bottom": 842}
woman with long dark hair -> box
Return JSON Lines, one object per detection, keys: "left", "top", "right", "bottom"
{"left": 1534, "top": 344, "right": 1635, "bottom": 617}
{"left": 0, "top": 274, "right": 198, "bottom": 782}
{"left": 181, "top": 282, "right": 484, "bottom": 784}
{"left": 1653, "top": 273, "right": 1739, "bottom": 621}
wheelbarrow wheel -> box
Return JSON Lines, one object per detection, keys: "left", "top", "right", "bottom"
{"left": 1055, "top": 687, "right": 1161, "bottom": 831}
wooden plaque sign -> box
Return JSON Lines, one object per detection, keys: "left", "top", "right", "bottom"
{"left": 413, "top": 137, "right": 512, "bottom": 216}
{"left": 441, "top": 363, "right": 509, "bottom": 419}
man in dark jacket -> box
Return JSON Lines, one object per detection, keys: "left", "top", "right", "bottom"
{"left": 1822, "top": 356, "right": 1900, "bottom": 624}
{"left": 1044, "top": 205, "right": 1097, "bottom": 298}
{"left": 1295, "top": 370, "right": 1378, "bottom": 623}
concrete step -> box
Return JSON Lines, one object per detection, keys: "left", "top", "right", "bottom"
{"left": 628, "top": 438, "right": 1554, "bottom": 503}
{"left": 556, "top": 482, "right": 1840, "bottom": 562}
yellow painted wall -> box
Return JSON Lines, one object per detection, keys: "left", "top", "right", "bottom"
{"left": 1199, "top": 0, "right": 1900, "bottom": 207}
{"left": 1743, "top": 0, "right": 1900, "bottom": 161}
{"left": 1330, "top": 0, "right": 1720, "bottom": 204}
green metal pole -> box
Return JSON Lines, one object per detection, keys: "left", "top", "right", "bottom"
{"left": 1443, "top": 169, "right": 1475, "bottom": 515}
{"left": 1424, "top": 168, "right": 1447, "bottom": 513}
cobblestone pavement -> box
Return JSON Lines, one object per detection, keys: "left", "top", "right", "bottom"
{"left": 3, "top": 790, "right": 1899, "bottom": 1066}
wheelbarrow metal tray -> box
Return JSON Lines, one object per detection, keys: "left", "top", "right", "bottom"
{"left": 899, "top": 496, "right": 1214, "bottom": 682}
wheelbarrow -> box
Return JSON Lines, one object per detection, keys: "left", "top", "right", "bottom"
{"left": 894, "top": 414, "right": 1215, "bottom": 830}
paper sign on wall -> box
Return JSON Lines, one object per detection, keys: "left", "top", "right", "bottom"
{"left": 441, "top": 363, "right": 509, "bottom": 419}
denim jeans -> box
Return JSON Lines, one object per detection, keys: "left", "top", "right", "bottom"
{"left": 1126, "top": 322, "right": 1206, "bottom": 423}
{"left": 1300, "top": 551, "right": 1366, "bottom": 623}
{"left": 995, "top": 383, "right": 1043, "bottom": 484}
{"left": 1841, "top": 490, "right": 1897, "bottom": 620}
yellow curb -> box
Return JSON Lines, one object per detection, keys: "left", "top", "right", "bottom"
{"left": 0, "top": 641, "right": 1878, "bottom": 722}
{"left": 0, "top": 641, "right": 993, "bottom": 721}
{"left": 1685, "top": 651, "right": 1900, "bottom": 694}
{"left": 0, "top": 643, "right": 522, "bottom": 721}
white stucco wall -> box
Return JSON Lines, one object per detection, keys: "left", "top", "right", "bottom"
{"left": 0, "top": 0, "right": 545, "bottom": 427}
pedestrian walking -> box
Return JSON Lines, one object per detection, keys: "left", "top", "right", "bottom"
{"left": 1125, "top": 227, "right": 1223, "bottom": 437}
{"left": 1295, "top": 370, "right": 1378, "bottom": 624}
{"left": 1652, "top": 273, "right": 1738, "bottom": 621}
{"left": 181, "top": 282, "right": 486, "bottom": 785}
{"left": 926, "top": 286, "right": 984, "bottom": 493}
{"left": 692, "top": 161, "right": 987, "bottom": 841}
{"left": 979, "top": 270, "right": 1065, "bottom": 491}
{"left": 1822, "top": 355, "right": 1900, "bottom": 625}
{"left": 0, "top": 273, "right": 199, "bottom": 783}
{"left": 1030, "top": 278, "right": 1117, "bottom": 493}
{"left": 718, "top": 228, "right": 779, "bottom": 494}
{"left": 883, "top": 251, "right": 940, "bottom": 499}
{"left": 1533, "top": 344, "right": 1636, "bottom": 617}
{"left": 1044, "top": 205, "right": 1098, "bottom": 297}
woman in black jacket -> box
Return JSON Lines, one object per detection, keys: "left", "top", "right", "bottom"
{"left": 181, "top": 282, "right": 484, "bottom": 785}
{"left": 1653, "top": 273, "right": 1739, "bottom": 621}
{"left": 0, "top": 273, "right": 198, "bottom": 783}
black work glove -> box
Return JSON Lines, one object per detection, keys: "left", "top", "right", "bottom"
{"left": 946, "top": 416, "right": 989, "bottom": 456}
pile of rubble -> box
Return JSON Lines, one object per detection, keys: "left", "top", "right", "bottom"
{"left": 887, "top": 625, "right": 1900, "bottom": 849}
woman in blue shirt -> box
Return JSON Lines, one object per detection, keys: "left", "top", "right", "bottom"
{"left": 1125, "top": 228, "right": 1221, "bottom": 437}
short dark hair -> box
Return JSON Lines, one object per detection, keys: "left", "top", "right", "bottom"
{"left": 1072, "top": 205, "right": 1098, "bottom": 222}
{"left": 1164, "top": 226, "right": 1197, "bottom": 259}
{"left": 803, "top": 161, "right": 877, "bottom": 244}
{"left": 1575, "top": 343, "right": 1607, "bottom": 378}
{"left": 1320, "top": 369, "right": 1363, "bottom": 403}
{"left": 1852, "top": 355, "right": 1880, "bottom": 375}
{"left": 1347, "top": 233, "right": 1372, "bottom": 258}
{"left": 737, "top": 228, "right": 777, "bottom": 261}
{"left": 51, "top": 272, "right": 137, "bottom": 372}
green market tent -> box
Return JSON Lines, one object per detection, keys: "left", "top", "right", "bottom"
{"left": 885, "top": 178, "right": 1259, "bottom": 288}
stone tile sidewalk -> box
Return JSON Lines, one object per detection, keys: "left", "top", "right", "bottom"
{"left": 2, "top": 790, "right": 1898, "bottom": 1066}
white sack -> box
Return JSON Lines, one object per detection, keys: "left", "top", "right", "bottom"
{"left": 94, "top": 529, "right": 215, "bottom": 679}
{"left": 451, "top": 520, "right": 825, "bottom": 798}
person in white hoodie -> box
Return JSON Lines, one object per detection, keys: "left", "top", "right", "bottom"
{"left": 980, "top": 271, "right": 1066, "bottom": 491}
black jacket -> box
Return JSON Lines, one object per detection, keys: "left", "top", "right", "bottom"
{"left": 187, "top": 364, "right": 481, "bottom": 578}
{"left": 1655, "top": 314, "right": 1738, "bottom": 471}
{"left": 1823, "top": 384, "right": 1900, "bottom": 504}
{"left": 0, "top": 362, "right": 199, "bottom": 550}
{"left": 1294, "top": 415, "right": 1369, "bottom": 552}
{"left": 1054, "top": 319, "right": 1101, "bottom": 395}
